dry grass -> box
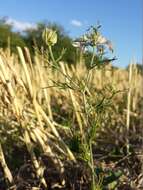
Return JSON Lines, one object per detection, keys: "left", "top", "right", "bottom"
{"left": 0, "top": 47, "right": 142, "bottom": 189}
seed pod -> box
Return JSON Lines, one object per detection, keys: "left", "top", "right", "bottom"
{"left": 42, "top": 28, "right": 57, "bottom": 46}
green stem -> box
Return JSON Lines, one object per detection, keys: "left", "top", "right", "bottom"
{"left": 90, "top": 47, "right": 96, "bottom": 68}
{"left": 88, "top": 141, "right": 97, "bottom": 190}
{"left": 48, "top": 45, "right": 80, "bottom": 90}
{"left": 48, "top": 45, "right": 57, "bottom": 65}
{"left": 86, "top": 47, "right": 96, "bottom": 86}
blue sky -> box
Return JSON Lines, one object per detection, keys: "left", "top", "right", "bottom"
{"left": 0, "top": 0, "right": 142, "bottom": 67}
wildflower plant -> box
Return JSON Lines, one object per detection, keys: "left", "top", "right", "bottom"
{"left": 41, "top": 25, "right": 119, "bottom": 189}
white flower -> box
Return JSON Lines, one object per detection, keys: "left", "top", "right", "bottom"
{"left": 106, "top": 40, "right": 113, "bottom": 52}
{"left": 97, "top": 35, "right": 107, "bottom": 44}
{"left": 97, "top": 35, "right": 113, "bottom": 52}
{"left": 72, "top": 41, "right": 81, "bottom": 48}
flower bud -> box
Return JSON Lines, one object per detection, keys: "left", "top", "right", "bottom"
{"left": 42, "top": 28, "right": 57, "bottom": 46}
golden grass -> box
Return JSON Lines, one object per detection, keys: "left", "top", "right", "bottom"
{"left": 0, "top": 47, "right": 142, "bottom": 187}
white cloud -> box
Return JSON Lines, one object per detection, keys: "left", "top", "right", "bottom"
{"left": 5, "top": 17, "right": 37, "bottom": 31}
{"left": 71, "top": 19, "right": 82, "bottom": 27}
